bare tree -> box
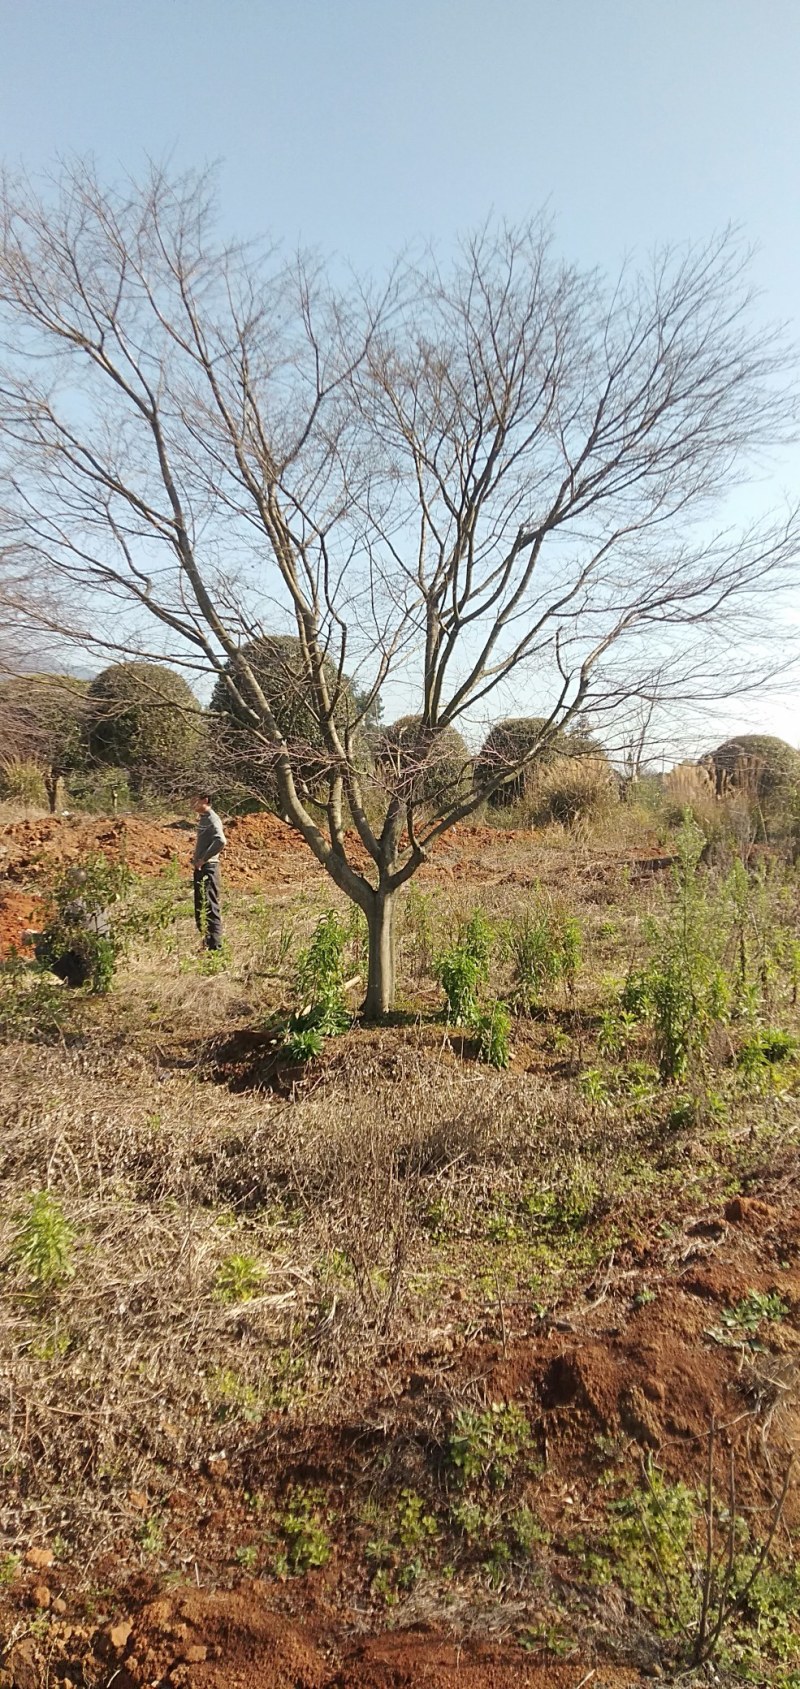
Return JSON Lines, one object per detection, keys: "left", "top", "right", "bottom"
{"left": 0, "top": 163, "right": 797, "bottom": 1013}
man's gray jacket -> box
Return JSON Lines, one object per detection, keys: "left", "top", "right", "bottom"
{"left": 194, "top": 808, "right": 227, "bottom": 868}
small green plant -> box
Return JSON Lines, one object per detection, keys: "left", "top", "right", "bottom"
{"left": 597, "top": 1006, "right": 637, "bottom": 1058}
{"left": 510, "top": 902, "right": 581, "bottom": 1011}
{"left": 11, "top": 1191, "right": 75, "bottom": 1289}
{"left": 138, "top": 1516, "right": 165, "bottom": 1555}
{"left": 447, "top": 1403, "right": 532, "bottom": 1488}
{"left": 365, "top": 1488, "right": 438, "bottom": 1596}
{"left": 234, "top": 1544, "right": 259, "bottom": 1572}
{"left": 720, "top": 1290, "right": 789, "bottom": 1335}
{"left": 475, "top": 999, "right": 512, "bottom": 1068}
{"left": 294, "top": 910, "right": 350, "bottom": 1035}
{"left": 207, "top": 1367, "right": 264, "bottom": 1424}
{"left": 273, "top": 1488, "right": 332, "bottom": 1575}
{"left": 579, "top": 1067, "right": 610, "bottom": 1107}
{"left": 737, "top": 1027, "right": 798, "bottom": 1084}
{"left": 0, "top": 1554, "right": 20, "bottom": 1587}
{"left": 284, "top": 1026, "right": 325, "bottom": 1063}
{"left": 214, "top": 1252, "right": 263, "bottom": 1303}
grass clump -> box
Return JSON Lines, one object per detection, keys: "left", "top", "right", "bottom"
{"left": 11, "top": 1191, "right": 76, "bottom": 1289}
{"left": 508, "top": 901, "right": 581, "bottom": 1010}
{"left": 214, "top": 1252, "right": 263, "bottom": 1303}
{"left": 273, "top": 1488, "right": 332, "bottom": 1576}
{"left": 447, "top": 1402, "right": 532, "bottom": 1488}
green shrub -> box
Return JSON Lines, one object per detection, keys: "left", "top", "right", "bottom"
{"left": 621, "top": 815, "right": 731, "bottom": 1081}
{"left": 377, "top": 715, "right": 471, "bottom": 810}
{"left": 34, "top": 855, "right": 134, "bottom": 993}
{"left": 737, "top": 1028, "right": 798, "bottom": 1082}
{"left": 0, "top": 756, "right": 48, "bottom": 808}
{"left": 476, "top": 717, "right": 603, "bottom": 808}
{"left": 435, "top": 908, "right": 494, "bottom": 1025}
{"left": 292, "top": 910, "right": 350, "bottom": 1037}
{"left": 509, "top": 902, "right": 581, "bottom": 1010}
{"left": 87, "top": 661, "right": 205, "bottom": 795}
{"left": 475, "top": 1000, "right": 512, "bottom": 1068}
{"left": 11, "top": 1191, "right": 76, "bottom": 1289}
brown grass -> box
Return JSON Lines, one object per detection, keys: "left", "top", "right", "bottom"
{"left": 2, "top": 807, "right": 800, "bottom": 1681}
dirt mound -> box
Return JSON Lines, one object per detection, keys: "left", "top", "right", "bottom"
{"left": 107, "top": 1588, "right": 327, "bottom": 1687}
{"left": 0, "top": 815, "right": 191, "bottom": 883}
{"left": 5, "top": 1587, "right": 644, "bottom": 1688}
{"left": 0, "top": 889, "right": 43, "bottom": 957}
{"left": 0, "top": 812, "right": 322, "bottom": 894}
{"left": 0, "top": 811, "right": 673, "bottom": 905}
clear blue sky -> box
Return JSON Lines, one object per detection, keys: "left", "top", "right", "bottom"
{"left": 1, "top": 0, "right": 799, "bottom": 746}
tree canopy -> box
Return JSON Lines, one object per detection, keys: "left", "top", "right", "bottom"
{"left": 87, "top": 663, "right": 204, "bottom": 795}
{"left": 0, "top": 163, "right": 797, "bottom": 1011}
{"left": 0, "top": 672, "right": 89, "bottom": 810}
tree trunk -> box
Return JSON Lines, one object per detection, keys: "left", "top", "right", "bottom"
{"left": 44, "top": 770, "right": 62, "bottom": 814}
{"left": 363, "top": 888, "right": 397, "bottom": 1020}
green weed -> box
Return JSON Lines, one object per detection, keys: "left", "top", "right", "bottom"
{"left": 11, "top": 1191, "right": 75, "bottom": 1289}
{"left": 207, "top": 1366, "right": 263, "bottom": 1424}
{"left": 720, "top": 1290, "right": 789, "bottom": 1335}
{"left": 509, "top": 902, "right": 581, "bottom": 1010}
{"left": 214, "top": 1253, "right": 263, "bottom": 1303}
{"left": 475, "top": 999, "right": 512, "bottom": 1068}
{"left": 447, "top": 1403, "right": 532, "bottom": 1488}
{"left": 284, "top": 1026, "right": 325, "bottom": 1062}
{"left": 295, "top": 910, "right": 350, "bottom": 1035}
{"left": 435, "top": 913, "right": 492, "bottom": 1025}
{"left": 273, "top": 1488, "right": 332, "bottom": 1575}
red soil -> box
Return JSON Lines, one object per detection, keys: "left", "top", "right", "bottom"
{"left": 0, "top": 810, "right": 673, "bottom": 957}
{"left": 5, "top": 1589, "right": 645, "bottom": 1688}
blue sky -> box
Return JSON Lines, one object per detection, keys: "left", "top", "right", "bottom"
{"left": 2, "top": 0, "right": 799, "bottom": 749}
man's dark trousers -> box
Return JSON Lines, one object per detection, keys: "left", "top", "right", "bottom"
{"left": 194, "top": 860, "right": 223, "bottom": 950}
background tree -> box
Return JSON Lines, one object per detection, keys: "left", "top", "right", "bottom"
{"left": 210, "top": 635, "right": 368, "bottom": 808}
{"left": 475, "top": 717, "right": 604, "bottom": 808}
{"left": 703, "top": 734, "right": 800, "bottom": 804}
{"left": 0, "top": 672, "right": 89, "bottom": 811}
{"left": 87, "top": 662, "right": 205, "bottom": 797}
{"left": 0, "top": 164, "right": 798, "bottom": 1013}
{"left": 377, "top": 715, "right": 471, "bottom": 813}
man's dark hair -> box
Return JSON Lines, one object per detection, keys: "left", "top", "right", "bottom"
{"left": 198, "top": 790, "right": 212, "bottom": 804}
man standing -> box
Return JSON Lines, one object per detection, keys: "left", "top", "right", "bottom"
{"left": 193, "top": 791, "right": 227, "bottom": 951}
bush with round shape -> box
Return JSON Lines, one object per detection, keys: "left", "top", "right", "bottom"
{"left": 528, "top": 754, "right": 617, "bottom": 828}
{"left": 87, "top": 663, "right": 204, "bottom": 796}
{"left": 476, "top": 716, "right": 604, "bottom": 808}
{"left": 703, "top": 735, "right": 800, "bottom": 806}
{"left": 0, "top": 673, "right": 89, "bottom": 811}
{"left": 376, "top": 715, "right": 471, "bottom": 812}
{"left": 210, "top": 636, "right": 368, "bottom": 805}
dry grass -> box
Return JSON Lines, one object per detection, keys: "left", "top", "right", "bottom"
{"left": 2, "top": 810, "right": 800, "bottom": 1608}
